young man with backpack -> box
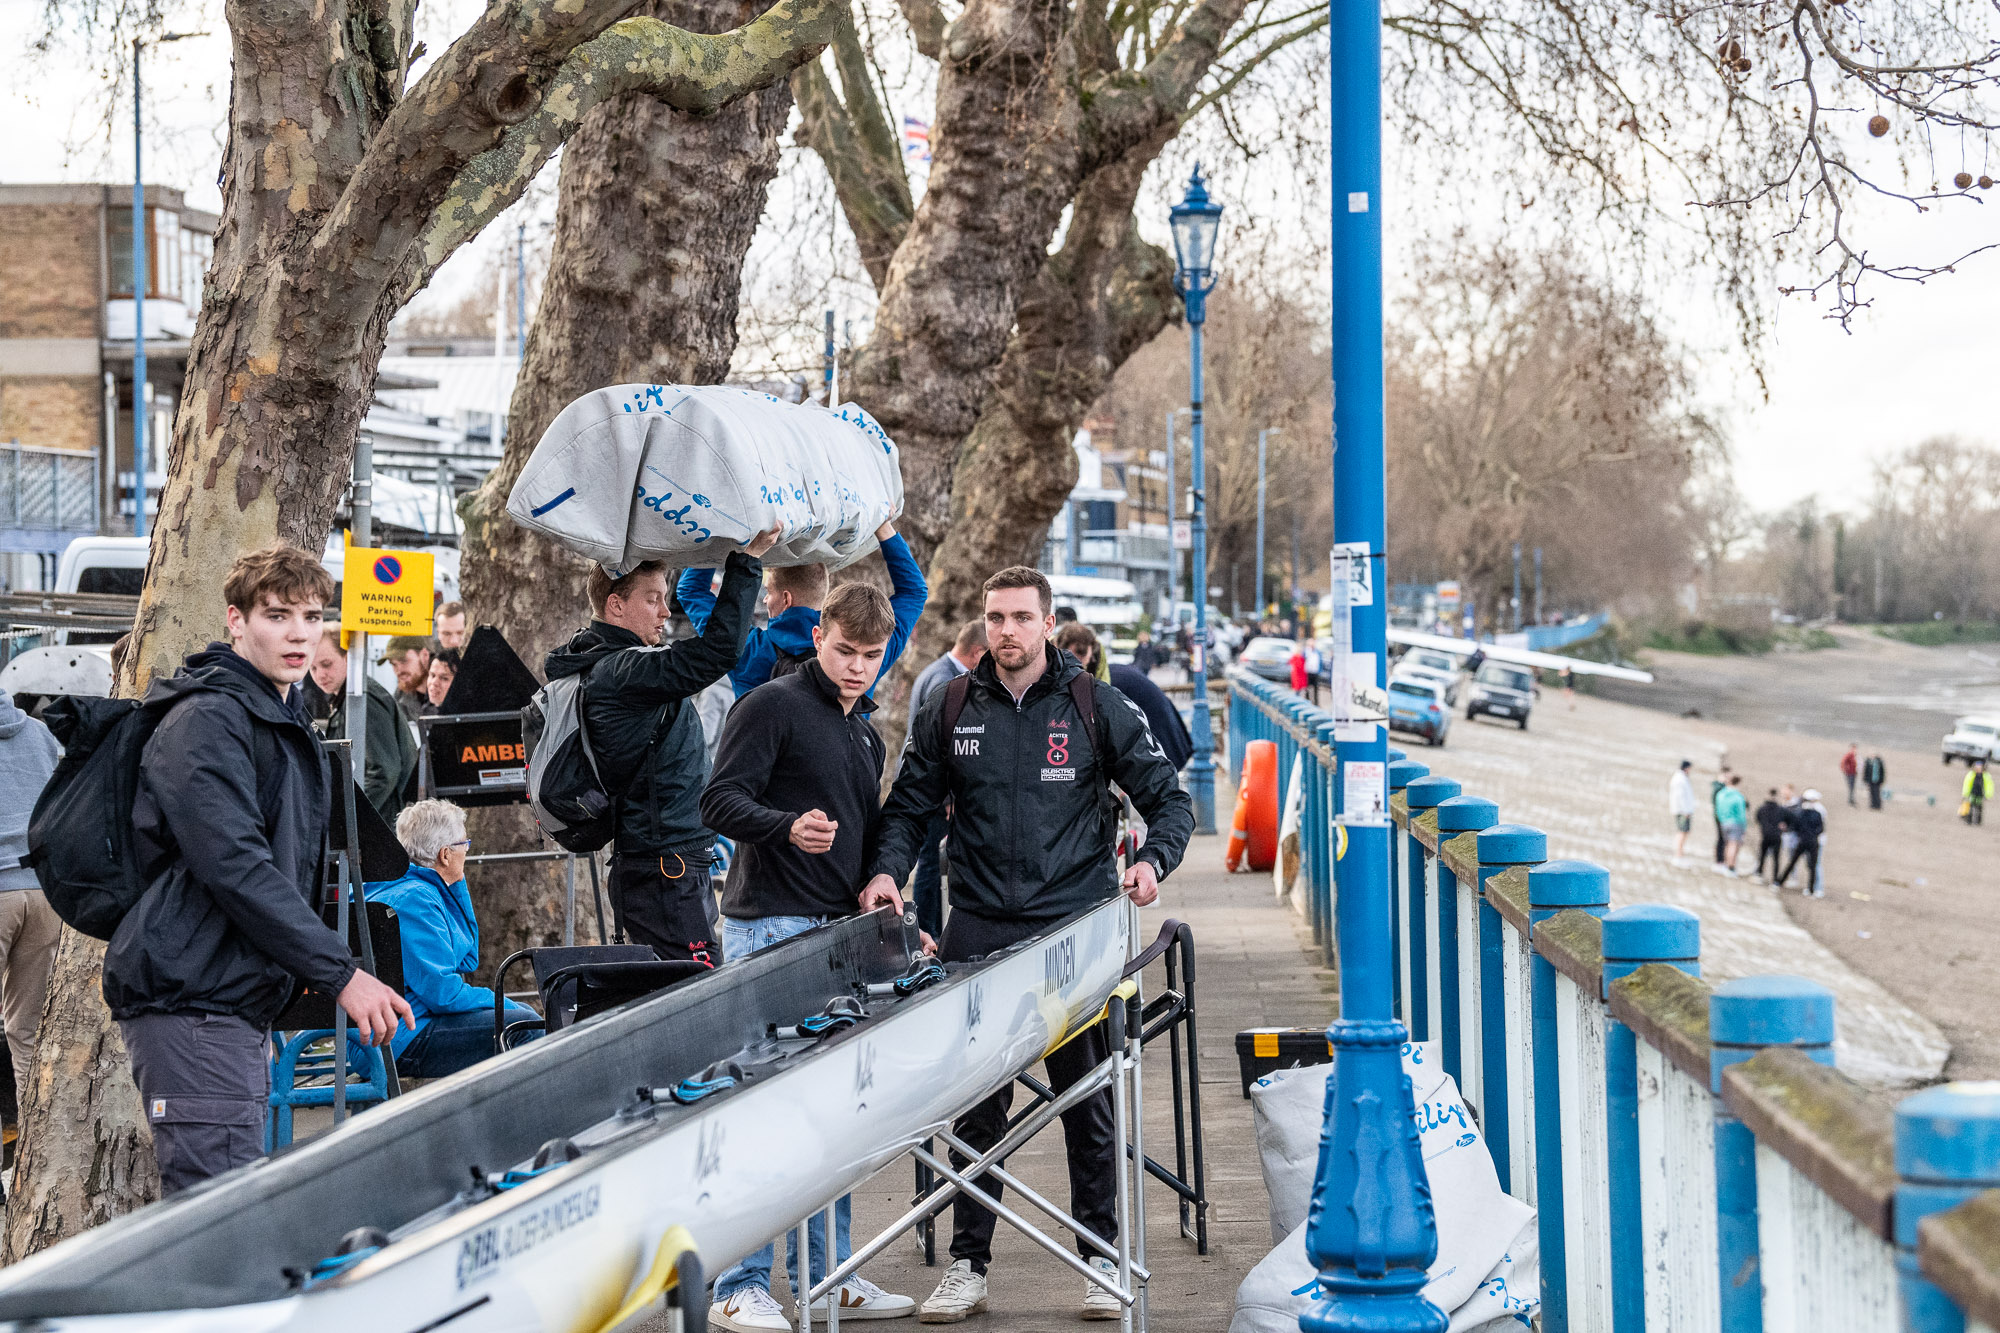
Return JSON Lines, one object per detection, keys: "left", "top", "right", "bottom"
{"left": 676, "top": 520, "right": 927, "bottom": 697}
{"left": 698, "top": 581, "right": 918, "bottom": 1331}
{"left": 857, "top": 566, "right": 1195, "bottom": 1323}
{"left": 543, "top": 529, "right": 778, "bottom": 964}
{"left": 96, "top": 545, "right": 413, "bottom": 1194}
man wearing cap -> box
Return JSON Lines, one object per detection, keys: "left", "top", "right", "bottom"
{"left": 379, "top": 636, "right": 432, "bottom": 725}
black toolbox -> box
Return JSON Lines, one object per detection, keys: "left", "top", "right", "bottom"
{"left": 1234, "top": 1026, "right": 1333, "bottom": 1097}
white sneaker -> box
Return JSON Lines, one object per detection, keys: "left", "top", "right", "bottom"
{"left": 712, "top": 1284, "right": 794, "bottom": 1332}
{"left": 918, "top": 1260, "right": 988, "bottom": 1323}
{"left": 810, "top": 1275, "right": 917, "bottom": 1321}
{"left": 1081, "top": 1256, "right": 1122, "bottom": 1320}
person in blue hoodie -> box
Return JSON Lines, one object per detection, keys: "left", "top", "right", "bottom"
{"left": 368, "top": 799, "right": 537, "bottom": 1078}
{"left": 676, "top": 519, "right": 928, "bottom": 698}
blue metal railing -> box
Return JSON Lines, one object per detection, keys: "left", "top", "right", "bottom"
{"left": 1226, "top": 669, "right": 2000, "bottom": 1333}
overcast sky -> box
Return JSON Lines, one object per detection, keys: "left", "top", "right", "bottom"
{"left": 4, "top": 0, "right": 1995, "bottom": 514}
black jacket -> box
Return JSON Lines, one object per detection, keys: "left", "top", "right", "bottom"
{"left": 703, "top": 660, "right": 886, "bottom": 920}
{"left": 870, "top": 644, "right": 1195, "bottom": 924}
{"left": 544, "top": 551, "right": 760, "bottom": 858}
{"left": 1754, "top": 799, "right": 1787, "bottom": 841}
{"left": 1863, "top": 756, "right": 1886, "bottom": 785}
{"left": 1109, "top": 663, "right": 1193, "bottom": 771}
{"left": 103, "top": 646, "right": 358, "bottom": 1026}
{"left": 324, "top": 677, "right": 417, "bottom": 822}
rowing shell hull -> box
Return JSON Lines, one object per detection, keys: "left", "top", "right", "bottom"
{"left": 0, "top": 900, "right": 1130, "bottom": 1332}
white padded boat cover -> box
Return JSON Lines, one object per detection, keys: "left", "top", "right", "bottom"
{"left": 507, "top": 383, "right": 904, "bottom": 574}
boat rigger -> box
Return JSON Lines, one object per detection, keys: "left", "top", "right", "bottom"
{"left": 0, "top": 898, "right": 1133, "bottom": 1332}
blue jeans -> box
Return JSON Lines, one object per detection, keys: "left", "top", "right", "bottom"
{"left": 714, "top": 913, "right": 850, "bottom": 1301}
{"left": 909, "top": 810, "right": 948, "bottom": 940}
{"left": 394, "top": 1004, "right": 540, "bottom": 1080}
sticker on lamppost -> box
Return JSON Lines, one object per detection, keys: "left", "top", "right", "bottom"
{"left": 1328, "top": 547, "right": 1377, "bottom": 744}
{"left": 1172, "top": 520, "right": 1192, "bottom": 550}
{"left": 1339, "top": 760, "right": 1389, "bottom": 827}
{"left": 1333, "top": 540, "right": 1372, "bottom": 607}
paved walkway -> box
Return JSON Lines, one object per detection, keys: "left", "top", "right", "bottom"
{"left": 1416, "top": 692, "right": 1948, "bottom": 1086}
{"left": 665, "top": 831, "right": 1329, "bottom": 1331}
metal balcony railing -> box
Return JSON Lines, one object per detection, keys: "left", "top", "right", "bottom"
{"left": 1, "top": 442, "right": 99, "bottom": 552}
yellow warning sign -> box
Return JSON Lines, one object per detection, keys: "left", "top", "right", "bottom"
{"left": 342, "top": 543, "right": 435, "bottom": 636}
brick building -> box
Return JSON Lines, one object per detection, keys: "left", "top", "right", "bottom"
{"left": 0, "top": 184, "right": 215, "bottom": 583}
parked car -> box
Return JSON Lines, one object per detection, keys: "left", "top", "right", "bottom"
{"left": 1386, "top": 675, "right": 1450, "bottom": 747}
{"left": 1239, "top": 635, "right": 1299, "bottom": 682}
{"left": 1466, "top": 662, "right": 1536, "bottom": 729}
{"left": 1942, "top": 715, "right": 2000, "bottom": 765}
{"left": 1394, "top": 647, "right": 1463, "bottom": 705}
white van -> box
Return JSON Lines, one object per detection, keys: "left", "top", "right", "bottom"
{"left": 1942, "top": 716, "right": 2000, "bottom": 766}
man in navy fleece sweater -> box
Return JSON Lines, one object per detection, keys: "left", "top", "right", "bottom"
{"left": 676, "top": 519, "right": 927, "bottom": 698}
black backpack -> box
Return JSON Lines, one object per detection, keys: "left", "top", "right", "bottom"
{"left": 522, "top": 666, "right": 669, "bottom": 853}
{"left": 25, "top": 695, "right": 175, "bottom": 939}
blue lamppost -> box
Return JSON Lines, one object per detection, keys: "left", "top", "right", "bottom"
{"left": 1301, "top": 0, "right": 1447, "bottom": 1328}
{"left": 1170, "top": 166, "right": 1223, "bottom": 836}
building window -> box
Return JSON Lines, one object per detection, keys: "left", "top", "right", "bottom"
{"left": 1084, "top": 500, "right": 1117, "bottom": 534}
{"left": 107, "top": 206, "right": 208, "bottom": 303}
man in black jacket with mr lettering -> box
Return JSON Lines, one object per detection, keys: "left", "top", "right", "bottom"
{"left": 859, "top": 565, "right": 1193, "bottom": 1323}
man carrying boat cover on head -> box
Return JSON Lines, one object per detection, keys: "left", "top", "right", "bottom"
{"left": 858, "top": 565, "right": 1195, "bottom": 1323}
{"left": 676, "top": 519, "right": 927, "bottom": 697}
{"left": 544, "top": 527, "right": 780, "bottom": 964}
{"left": 699, "top": 581, "right": 919, "bottom": 1330}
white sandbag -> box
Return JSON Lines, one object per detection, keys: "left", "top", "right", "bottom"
{"left": 1275, "top": 752, "right": 1305, "bottom": 905}
{"left": 1227, "top": 1215, "right": 1539, "bottom": 1333}
{"left": 1237, "top": 1045, "right": 1538, "bottom": 1330}
{"left": 507, "top": 384, "right": 903, "bottom": 573}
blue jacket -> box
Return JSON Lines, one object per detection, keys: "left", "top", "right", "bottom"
{"left": 366, "top": 865, "right": 494, "bottom": 1058}
{"left": 676, "top": 533, "right": 928, "bottom": 698}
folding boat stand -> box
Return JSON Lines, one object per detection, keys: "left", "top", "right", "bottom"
{"left": 796, "top": 909, "right": 1210, "bottom": 1333}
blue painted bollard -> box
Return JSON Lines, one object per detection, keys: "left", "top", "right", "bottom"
{"left": 1471, "top": 822, "right": 1546, "bottom": 1195}
{"left": 1601, "top": 905, "right": 1700, "bottom": 1333}
{"left": 1402, "top": 776, "right": 1458, "bottom": 1053}
{"left": 1388, "top": 759, "right": 1430, "bottom": 1038}
{"left": 1895, "top": 1083, "right": 2000, "bottom": 1333}
{"left": 1709, "top": 976, "right": 1836, "bottom": 1333}
{"left": 1526, "top": 860, "right": 1610, "bottom": 1333}
{"left": 1429, "top": 791, "right": 1488, "bottom": 1089}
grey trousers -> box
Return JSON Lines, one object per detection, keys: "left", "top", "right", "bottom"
{"left": 119, "top": 1012, "right": 269, "bottom": 1196}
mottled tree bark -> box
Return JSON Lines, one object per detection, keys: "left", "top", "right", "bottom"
{"left": 458, "top": 0, "right": 794, "bottom": 969}
{"left": 872, "top": 149, "right": 1177, "bottom": 749}
{"left": 14, "top": 0, "right": 832, "bottom": 1256}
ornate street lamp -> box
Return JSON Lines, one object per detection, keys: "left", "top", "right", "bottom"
{"left": 1170, "top": 166, "right": 1223, "bottom": 836}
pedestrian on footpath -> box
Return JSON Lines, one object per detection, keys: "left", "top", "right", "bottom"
{"left": 1777, "top": 789, "right": 1826, "bottom": 896}
{"left": 902, "top": 621, "right": 988, "bottom": 941}
{"left": 104, "top": 545, "right": 412, "bottom": 1194}
{"left": 1863, "top": 753, "right": 1887, "bottom": 810}
{"left": 700, "top": 583, "right": 918, "bottom": 1331}
{"left": 1289, "top": 637, "right": 1309, "bottom": 697}
{"left": 0, "top": 689, "right": 61, "bottom": 1118}
{"left": 1668, "top": 760, "right": 1697, "bottom": 867}
{"left": 859, "top": 566, "right": 1194, "bottom": 1324}
{"left": 1964, "top": 761, "right": 1994, "bottom": 826}
{"left": 1560, "top": 664, "right": 1575, "bottom": 710}
{"left": 1840, "top": 743, "right": 1860, "bottom": 806}
{"left": 679, "top": 521, "right": 926, "bottom": 698}
{"left": 1715, "top": 774, "right": 1748, "bottom": 876}
{"left": 1752, "top": 788, "right": 1787, "bottom": 883}
{"left": 544, "top": 528, "right": 778, "bottom": 964}
{"left": 1710, "top": 765, "right": 1735, "bottom": 866}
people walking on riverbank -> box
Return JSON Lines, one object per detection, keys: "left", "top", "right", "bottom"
{"left": 1752, "top": 788, "right": 1787, "bottom": 883}
{"left": 1841, "top": 743, "right": 1859, "bottom": 806}
{"left": 1669, "top": 760, "right": 1697, "bottom": 866}
{"left": 1863, "top": 753, "right": 1887, "bottom": 810}
{"left": 1964, "top": 761, "right": 1993, "bottom": 826}
{"left": 1777, "top": 789, "right": 1826, "bottom": 897}
{"left": 1715, "top": 774, "right": 1748, "bottom": 876}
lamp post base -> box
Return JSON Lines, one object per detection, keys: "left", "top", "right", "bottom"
{"left": 1188, "top": 751, "right": 1218, "bottom": 836}
{"left": 1300, "top": 1267, "right": 1448, "bottom": 1333}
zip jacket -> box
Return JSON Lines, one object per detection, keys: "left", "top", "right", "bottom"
{"left": 104, "top": 645, "right": 357, "bottom": 1026}
{"left": 869, "top": 643, "right": 1195, "bottom": 924}
{"left": 1965, "top": 771, "right": 1995, "bottom": 803}
{"left": 0, "top": 695, "right": 58, "bottom": 892}
{"left": 1716, "top": 788, "right": 1748, "bottom": 825}
{"left": 366, "top": 864, "right": 493, "bottom": 1058}
{"left": 676, "top": 532, "right": 928, "bottom": 697}
{"left": 544, "top": 550, "right": 761, "bottom": 858}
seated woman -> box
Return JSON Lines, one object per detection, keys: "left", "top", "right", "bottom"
{"left": 369, "top": 799, "right": 538, "bottom": 1078}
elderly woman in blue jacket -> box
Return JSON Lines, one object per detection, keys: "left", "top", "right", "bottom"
{"left": 369, "top": 799, "right": 538, "bottom": 1078}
